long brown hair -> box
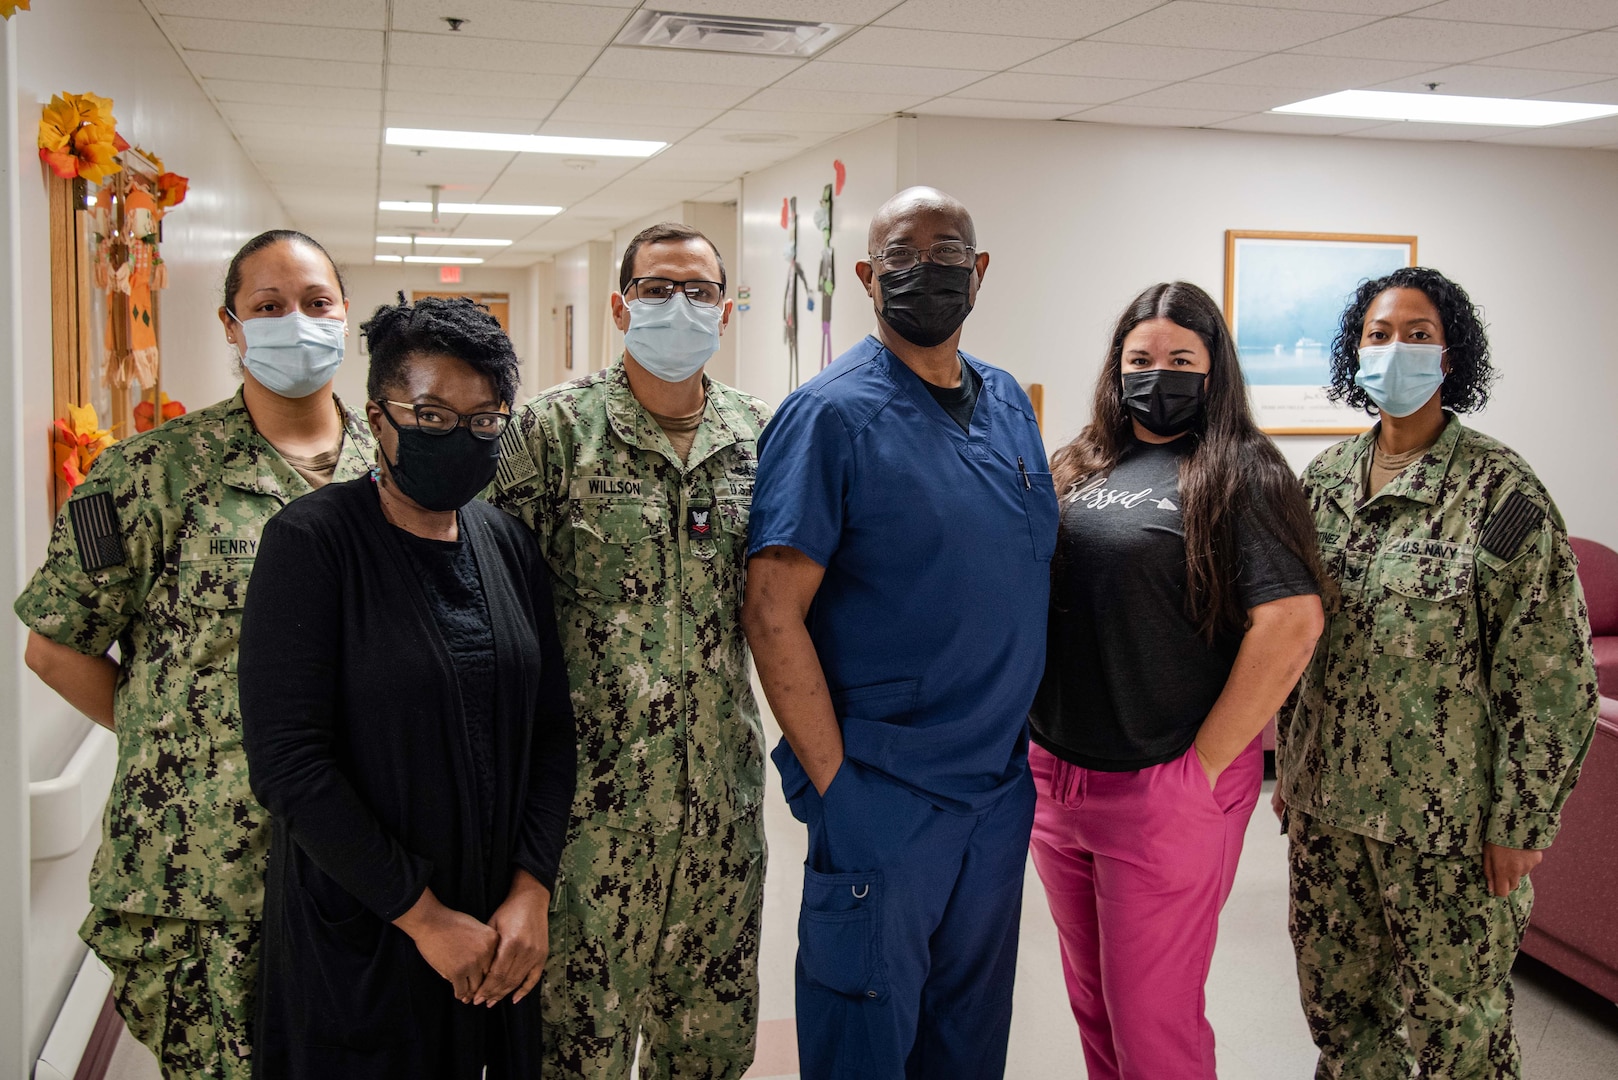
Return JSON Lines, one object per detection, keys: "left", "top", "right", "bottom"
{"left": 1050, "top": 281, "right": 1323, "bottom": 642}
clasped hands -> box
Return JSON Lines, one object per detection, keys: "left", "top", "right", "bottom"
{"left": 394, "top": 871, "right": 550, "bottom": 1007}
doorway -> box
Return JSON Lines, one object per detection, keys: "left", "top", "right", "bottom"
{"left": 410, "top": 291, "right": 511, "bottom": 333}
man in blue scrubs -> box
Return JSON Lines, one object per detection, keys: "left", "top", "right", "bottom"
{"left": 742, "top": 187, "right": 1057, "bottom": 1078}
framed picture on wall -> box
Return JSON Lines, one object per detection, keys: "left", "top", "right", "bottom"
{"left": 565, "top": 304, "right": 574, "bottom": 370}
{"left": 1224, "top": 230, "right": 1417, "bottom": 435}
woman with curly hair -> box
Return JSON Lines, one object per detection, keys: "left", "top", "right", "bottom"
{"left": 1276, "top": 267, "right": 1599, "bottom": 1079}
{"left": 1029, "top": 281, "right": 1324, "bottom": 1079}
{"left": 238, "top": 295, "right": 577, "bottom": 1079}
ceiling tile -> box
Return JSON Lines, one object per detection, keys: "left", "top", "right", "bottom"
{"left": 1483, "top": 31, "right": 1618, "bottom": 72}
{"left": 909, "top": 98, "right": 1077, "bottom": 120}
{"left": 675, "top": 127, "right": 810, "bottom": 146}
{"left": 820, "top": 26, "right": 1059, "bottom": 70}
{"left": 384, "top": 91, "right": 555, "bottom": 123}
{"left": 657, "top": 0, "right": 896, "bottom": 20}
{"left": 1341, "top": 120, "right": 1525, "bottom": 139}
{"left": 386, "top": 66, "right": 576, "bottom": 99}
{"left": 1404, "top": 0, "right": 1618, "bottom": 30}
{"left": 1064, "top": 104, "right": 1247, "bottom": 127}
{"left": 541, "top": 120, "right": 697, "bottom": 142}
{"left": 695, "top": 180, "right": 742, "bottom": 201}
{"left": 947, "top": 72, "right": 1164, "bottom": 104}
{"left": 153, "top": 0, "right": 386, "bottom": 29}
{"left": 220, "top": 100, "right": 374, "bottom": 127}
{"left": 1532, "top": 75, "right": 1618, "bottom": 101}
{"left": 564, "top": 76, "right": 756, "bottom": 109}
{"left": 741, "top": 86, "right": 925, "bottom": 112}
{"left": 876, "top": 0, "right": 1164, "bottom": 38}
{"left": 776, "top": 61, "right": 993, "bottom": 96}
{"left": 1368, "top": 63, "right": 1615, "bottom": 96}
{"left": 1117, "top": 82, "right": 1320, "bottom": 112}
{"left": 1207, "top": 112, "right": 1391, "bottom": 135}
{"left": 546, "top": 100, "right": 725, "bottom": 127}
{"left": 163, "top": 16, "right": 384, "bottom": 61}
{"left": 382, "top": 145, "right": 521, "bottom": 176}
{"left": 386, "top": 31, "right": 598, "bottom": 74}
{"left": 609, "top": 157, "right": 741, "bottom": 182}
{"left": 249, "top": 142, "right": 380, "bottom": 168}
{"left": 256, "top": 163, "right": 379, "bottom": 187}
{"left": 1092, "top": 3, "right": 1378, "bottom": 52}
{"left": 1290, "top": 18, "right": 1578, "bottom": 63}
{"left": 184, "top": 51, "right": 383, "bottom": 88}
{"left": 479, "top": 173, "right": 618, "bottom": 203}
{"left": 233, "top": 120, "right": 379, "bottom": 145}
{"left": 706, "top": 108, "right": 887, "bottom": 133}
{"left": 1478, "top": 117, "right": 1618, "bottom": 145}
{"left": 389, "top": 0, "right": 629, "bottom": 44}
{"left": 1197, "top": 53, "right": 1442, "bottom": 88}
{"left": 585, "top": 46, "right": 805, "bottom": 87}
{"left": 206, "top": 79, "right": 383, "bottom": 110}
{"left": 1193, "top": 0, "right": 1427, "bottom": 10}
{"left": 1014, "top": 41, "right": 1260, "bottom": 81}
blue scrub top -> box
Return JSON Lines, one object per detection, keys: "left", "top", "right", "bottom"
{"left": 748, "top": 336, "right": 1058, "bottom": 813}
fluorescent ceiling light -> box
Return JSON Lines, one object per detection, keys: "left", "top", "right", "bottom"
{"left": 387, "top": 127, "right": 665, "bottom": 157}
{"left": 380, "top": 200, "right": 562, "bottom": 216}
{"left": 376, "top": 235, "right": 513, "bottom": 246}
{"left": 374, "top": 255, "right": 486, "bottom": 265}
{"left": 1272, "top": 89, "right": 1618, "bottom": 127}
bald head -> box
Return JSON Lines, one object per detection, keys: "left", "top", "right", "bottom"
{"left": 867, "top": 186, "right": 976, "bottom": 254}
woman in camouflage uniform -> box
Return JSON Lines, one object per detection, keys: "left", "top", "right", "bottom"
{"left": 1277, "top": 267, "right": 1600, "bottom": 1079}
{"left": 14, "top": 230, "right": 374, "bottom": 1079}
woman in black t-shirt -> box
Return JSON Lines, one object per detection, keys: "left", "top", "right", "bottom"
{"left": 1028, "top": 281, "right": 1323, "bottom": 1080}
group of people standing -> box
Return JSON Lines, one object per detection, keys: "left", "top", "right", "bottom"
{"left": 15, "top": 183, "right": 1600, "bottom": 1080}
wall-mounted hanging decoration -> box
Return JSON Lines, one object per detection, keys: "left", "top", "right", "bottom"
{"left": 51, "top": 403, "right": 115, "bottom": 493}
{"left": 782, "top": 195, "right": 810, "bottom": 390}
{"left": 814, "top": 177, "right": 835, "bottom": 373}
{"left": 2, "top": 2, "right": 32, "bottom": 20}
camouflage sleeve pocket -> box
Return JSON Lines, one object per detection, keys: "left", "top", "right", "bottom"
{"left": 1374, "top": 552, "right": 1473, "bottom": 663}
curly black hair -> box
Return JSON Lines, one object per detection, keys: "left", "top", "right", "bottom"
{"left": 362, "top": 293, "right": 520, "bottom": 407}
{"left": 1327, "top": 266, "right": 1494, "bottom": 414}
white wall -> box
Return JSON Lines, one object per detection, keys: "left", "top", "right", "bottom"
{"left": 549, "top": 238, "right": 611, "bottom": 389}
{"left": 735, "top": 119, "right": 903, "bottom": 405}
{"left": 334, "top": 263, "right": 548, "bottom": 410}
{"left": 7, "top": 0, "right": 287, "bottom": 1065}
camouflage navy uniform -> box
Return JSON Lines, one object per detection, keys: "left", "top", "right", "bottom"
{"left": 1279, "top": 415, "right": 1599, "bottom": 1079}
{"left": 490, "top": 358, "right": 769, "bottom": 1080}
{"left": 14, "top": 390, "right": 373, "bottom": 1079}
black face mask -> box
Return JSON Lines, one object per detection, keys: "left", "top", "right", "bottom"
{"left": 876, "top": 263, "right": 973, "bottom": 348}
{"left": 1121, "top": 369, "right": 1206, "bottom": 437}
{"left": 378, "top": 405, "right": 501, "bottom": 512}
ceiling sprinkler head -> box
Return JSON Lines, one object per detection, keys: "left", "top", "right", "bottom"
{"left": 443, "top": 17, "right": 467, "bottom": 31}
{"left": 1425, "top": 82, "right": 1441, "bottom": 91}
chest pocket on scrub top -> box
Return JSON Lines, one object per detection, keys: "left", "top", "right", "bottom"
{"left": 1373, "top": 546, "right": 1473, "bottom": 664}
{"left": 1019, "top": 466, "right": 1058, "bottom": 562}
{"left": 566, "top": 498, "right": 671, "bottom": 604}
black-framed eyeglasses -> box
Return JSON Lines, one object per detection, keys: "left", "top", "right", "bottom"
{"left": 380, "top": 400, "right": 511, "bottom": 441}
{"left": 626, "top": 277, "right": 725, "bottom": 308}
{"left": 868, "top": 241, "right": 976, "bottom": 272}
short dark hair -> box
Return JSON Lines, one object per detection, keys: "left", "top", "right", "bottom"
{"left": 619, "top": 222, "right": 726, "bottom": 294}
{"left": 1328, "top": 266, "right": 1494, "bottom": 414}
{"left": 361, "top": 293, "right": 521, "bottom": 408}
{"left": 222, "top": 229, "right": 345, "bottom": 313}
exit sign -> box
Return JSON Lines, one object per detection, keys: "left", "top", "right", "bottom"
{"left": 440, "top": 265, "right": 462, "bottom": 284}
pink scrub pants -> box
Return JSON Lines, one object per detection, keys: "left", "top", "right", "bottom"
{"left": 1028, "top": 737, "right": 1263, "bottom": 1080}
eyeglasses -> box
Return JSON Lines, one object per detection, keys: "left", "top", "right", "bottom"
{"left": 380, "top": 400, "right": 511, "bottom": 441}
{"left": 868, "top": 241, "right": 976, "bottom": 272}
{"left": 626, "top": 277, "right": 725, "bottom": 308}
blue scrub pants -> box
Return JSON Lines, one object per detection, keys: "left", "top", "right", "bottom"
{"left": 781, "top": 750, "right": 1036, "bottom": 1079}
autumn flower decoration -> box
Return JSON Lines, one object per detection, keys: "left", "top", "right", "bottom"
{"left": 135, "top": 145, "right": 189, "bottom": 209}
{"left": 1, "top": 2, "right": 32, "bottom": 21}
{"left": 38, "top": 92, "right": 128, "bottom": 184}
{"left": 52, "top": 404, "right": 117, "bottom": 491}
{"left": 134, "top": 392, "right": 187, "bottom": 433}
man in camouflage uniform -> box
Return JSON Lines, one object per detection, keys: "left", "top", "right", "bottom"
{"left": 16, "top": 389, "right": 372, "bottom": 1077}
{"left": 490, "top": 222, "right": 769, "bottom": 1080}
{"left": 1279, "top": 412, "right": 1599, "bottom": 1079}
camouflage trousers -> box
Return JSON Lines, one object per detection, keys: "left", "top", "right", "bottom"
{"left": 1287, "top": 811, "right": 1532, "bottom": 1079}
{"left": 80, "top": 907, "right": 259, "bottom": 1080}
{"left": 541, "top": 808, "right": 765, "bottom": 1080}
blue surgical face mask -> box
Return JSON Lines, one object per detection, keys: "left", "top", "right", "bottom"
{"left": 1354, "top": 341, "right": 1444, "bottom": 417}
{"left": 623, "top": 297, "right": 721, "bottom": 383}
{"left": 230, "top": 309, "right": 346, "bottom": 399}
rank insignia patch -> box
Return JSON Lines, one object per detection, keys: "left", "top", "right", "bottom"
{"left": 68, "top": 490, "right": 126, "bottom": 572}
{"left": 689, "top": 507, "right": 711, "bottom": 536}
{"left": 1480, "top": 490, "right": 1544, "bottom": 561}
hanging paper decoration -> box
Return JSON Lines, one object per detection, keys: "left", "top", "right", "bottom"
{"left": 814, "top": 179, "right": 836, "bottom": 372}
{"left": 2, "top": 1, "right": 32, "bottom": 19}
{"left": 93, "top": 181, "right": 168, "bottom": 387}
{"left": 782, "top": 196, "right": 811, "bottom": 390}
{"left": 38, "top": 92, "right": 127, "bottom": 183}
{"left": 52, "top": 403, "right": 116, "bottom": 491}
{"left": 134, "top": 392, "right": 186, "bottom": 432}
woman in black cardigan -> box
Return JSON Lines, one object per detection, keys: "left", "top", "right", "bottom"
{"left": 240, "top": 296, "right": 576, "bottom": 1079}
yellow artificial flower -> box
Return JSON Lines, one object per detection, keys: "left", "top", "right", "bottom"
{"left": 1, "top": 2, "right": 33, "bottom": 22}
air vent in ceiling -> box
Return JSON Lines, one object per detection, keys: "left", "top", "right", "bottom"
{"left": 614, "top": 10, "right": 852, "bottom": 57}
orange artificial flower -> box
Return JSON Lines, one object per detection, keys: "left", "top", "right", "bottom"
{"left": 37, "top": 92, "right": 123, "bottom": 182}
{"left": 134, "top": 393, "right": 186, "bottom": 432}
{"left": 52, "top": 402, "right": 116, "bottom": 490}
{"left": 156, "top": 172, "right": 188, "bottom": 208}
{"left": 1, "top": 2, "right": 32, "bottom": 21}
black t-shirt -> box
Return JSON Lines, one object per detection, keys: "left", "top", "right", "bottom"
{"left": 1029, "top": 437, "right": 1318, "bottom": 771}
{"left": 921, "top": 358, "right": 981, "bottom": 433}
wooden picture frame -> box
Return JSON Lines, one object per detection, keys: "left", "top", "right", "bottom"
{"left": 1224, "top": 230, "right": 1417, "bottom": 435}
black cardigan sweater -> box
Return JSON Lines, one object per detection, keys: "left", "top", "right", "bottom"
{"left": 240, "top": 477, "right": 575, "bottom": 1079}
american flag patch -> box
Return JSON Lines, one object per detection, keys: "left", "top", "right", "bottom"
{"left": 1480, "top": 490, "right": 1544, "bottom": 561}
{"left": 495, "top": 421, "right": 537, "bottom": 490}
{"left": 68, "top": 490, "right": 126, "bottom": 572}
